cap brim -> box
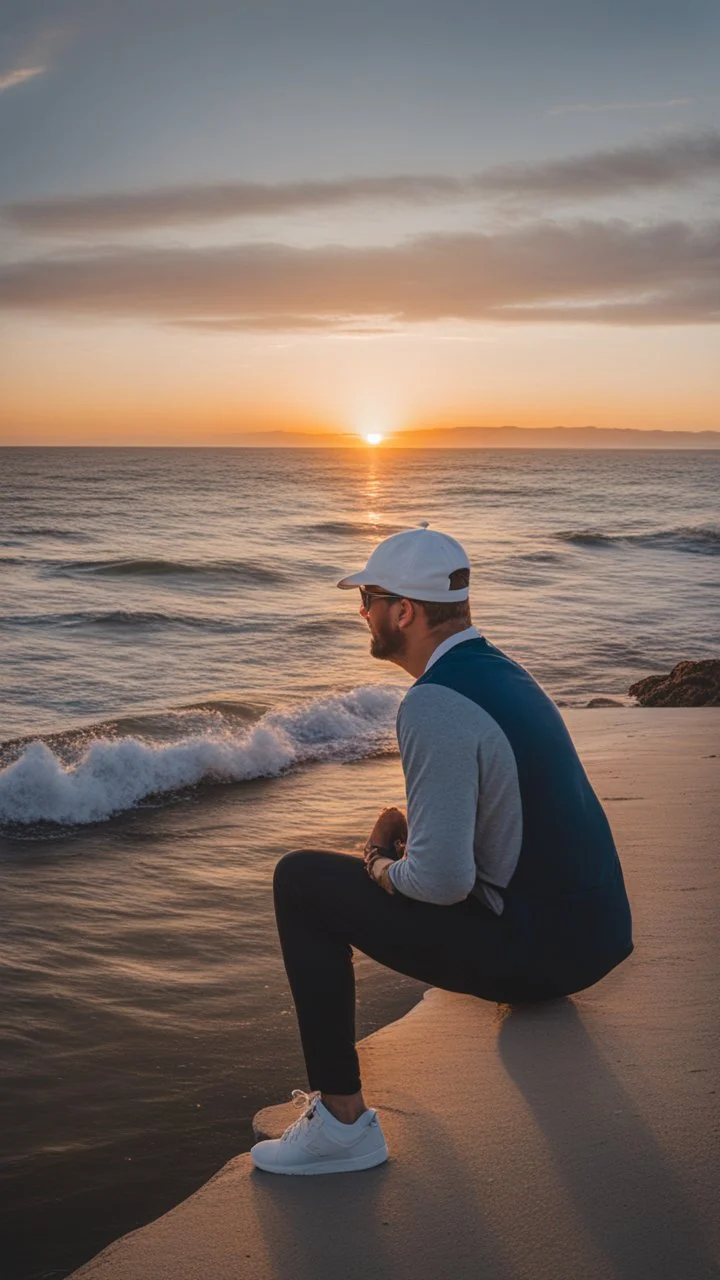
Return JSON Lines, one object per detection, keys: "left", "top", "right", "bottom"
{"left": 336, "top": 571, "right": 367, "bottom": 589}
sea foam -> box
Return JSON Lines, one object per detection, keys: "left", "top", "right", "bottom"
{"left": 0, "top": 685, "right": 403, "bottom": 828}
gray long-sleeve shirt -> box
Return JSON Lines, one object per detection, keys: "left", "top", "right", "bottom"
{"left": 387, "top": 627, "right": 522, "bottom": 912}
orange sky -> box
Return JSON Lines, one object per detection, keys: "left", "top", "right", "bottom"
{"left": 2, "top": 314, "right": 718, "bottom": 445}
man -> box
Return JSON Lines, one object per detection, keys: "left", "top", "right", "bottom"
{"left": 250, "top": 524, "right": 634, "bottom": 1175}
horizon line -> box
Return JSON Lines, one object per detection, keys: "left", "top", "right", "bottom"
{"left": 2, "top": 425, "right": 719, "bottom": 449}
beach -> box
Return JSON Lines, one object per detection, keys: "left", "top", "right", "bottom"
{"left": 3, "top": 0, "right": 719, "bottom": 1270}
{"left": 68, "top": 708, "right": 720, "bottom": 1280}
{"left": 1, "top": 447, "right": 718, "bottom": 1278}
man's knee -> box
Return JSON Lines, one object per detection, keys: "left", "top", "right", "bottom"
{"left": 273, "top": 848, "right": 320, "bottom": 892}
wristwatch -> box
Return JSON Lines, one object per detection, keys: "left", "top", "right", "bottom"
{"left": 364, "top": 842, "right": 398, "bottom": 861}
{"left": 364, "top": 844, "right": 398, "bottom": 894}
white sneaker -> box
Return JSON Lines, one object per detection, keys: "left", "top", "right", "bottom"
{"left": 250, "top": 1089, "right": 389, "bottom": 1175}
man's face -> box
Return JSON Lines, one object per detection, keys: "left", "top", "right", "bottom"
{"left": 360, "top": 584, "right": 408, "bottom": 663}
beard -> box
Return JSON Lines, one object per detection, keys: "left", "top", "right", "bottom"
{"left": 369, "top": 614, "right": 408, "bottom": 662}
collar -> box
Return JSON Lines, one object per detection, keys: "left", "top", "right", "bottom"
{"left": 423, "top": 625, "right": 481, "bottom": 674}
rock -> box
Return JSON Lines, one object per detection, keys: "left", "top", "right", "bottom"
{"left": 629, "top": 660, "right": 720, "bottom": 707}
{"left": 586, "top": 697, "right": 624, "bottom": 708}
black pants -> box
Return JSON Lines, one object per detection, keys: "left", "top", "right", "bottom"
{"left": 273, "top": 848, "right": 564, "bottom": 1095}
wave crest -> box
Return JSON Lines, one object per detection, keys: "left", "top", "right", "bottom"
{"left": 0, "top": 685, "right": 403, "bottom": 829}
{"left": 302, "top": 520, "right": 407, "bottom": 538}
{"left": 10, "top": 527, "right": 91, "bottom": 541}
{"left": 48, "top": 557, "right": 287, "bottom": 583}
{"left": 0, "top": 610, "right": 243, "bottom": 632}
{"left": 555, "top": 525, "right": 719, "bottom": 554}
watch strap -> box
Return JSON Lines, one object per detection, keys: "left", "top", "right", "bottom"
{"left": 366, "top": 842, "right": 398, "bottom": 860}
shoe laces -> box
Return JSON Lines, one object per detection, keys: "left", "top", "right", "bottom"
{"left": 280, "top": 1089, "right": 321, "bottom": 1143}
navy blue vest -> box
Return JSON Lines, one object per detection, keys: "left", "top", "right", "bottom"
{"left": 415, "top": 637, "right": 634, "bottom": 994}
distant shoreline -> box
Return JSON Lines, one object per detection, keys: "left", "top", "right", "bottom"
{"left": 2, "top": 439, "right": 719, "bottom": 451}
{"left": 225, "top": 425, "right": 720, "bottom": 450}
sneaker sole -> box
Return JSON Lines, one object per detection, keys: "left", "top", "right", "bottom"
{"left": 251, "top": 1141, "right": 389, "bottom": 1175}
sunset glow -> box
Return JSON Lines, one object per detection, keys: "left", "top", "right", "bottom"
{"left": 0, "top": 2, "right": 717, "bottom": 446}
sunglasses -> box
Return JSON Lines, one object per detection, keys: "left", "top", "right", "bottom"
{"left": 359, "top": 588, "right": 402, "bottom": 610}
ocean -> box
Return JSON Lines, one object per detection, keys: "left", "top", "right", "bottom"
{"left": 1, "top": 446, "right": 718, "bottom": 1278}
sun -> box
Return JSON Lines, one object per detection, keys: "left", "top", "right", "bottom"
{"left": 365, "top": 433, "right": 384, "bottom": 446}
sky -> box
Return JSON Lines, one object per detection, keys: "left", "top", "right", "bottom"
{"left": 0, "top": 0, "right": 718, "bottom": 445}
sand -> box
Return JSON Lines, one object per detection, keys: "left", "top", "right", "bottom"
{"left": 70, "top": 709, "right": 719, "bottom": 1280}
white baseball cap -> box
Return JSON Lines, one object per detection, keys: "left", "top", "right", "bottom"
{"left": 336, "top": 522, "right": 470, "bottom": 602}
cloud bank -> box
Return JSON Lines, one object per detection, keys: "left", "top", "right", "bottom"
{"left": 3, "top": 132, "right": 719, "bottom": 233}
{"left": 1, "top": 218, "right": 718, "bottom": 327}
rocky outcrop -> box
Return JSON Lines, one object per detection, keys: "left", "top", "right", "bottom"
{"left": 629, "top": 660, "right": 720, "bottom": 707}
{"left": 586, "top": 697, "right": 624, "bottom": 708}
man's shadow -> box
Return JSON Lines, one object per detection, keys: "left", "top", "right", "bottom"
{"left": 247, "top": 996, "right": 716, "bottom": 1280}
{"left": 247, "top": 1104, "right": 517, "bottom": 1280}
{"left": 497, "top": 997, "right": 717, "bottom": 1280}
{"left": 247, "top": 852, "right": 519, "bottom": 1275}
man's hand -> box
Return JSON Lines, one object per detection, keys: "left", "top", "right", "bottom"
{"left": 363, "top": 807, "right": 406, "bottom": 894}
{"left": 365, "top": 853, "right": 396, "bottom": 895}
{"left": 364, "top": 806, "right": 407, "bottom": 859}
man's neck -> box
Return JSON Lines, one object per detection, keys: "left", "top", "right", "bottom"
{"left": 396, "top": 624, "right": 475, "bottom": 679}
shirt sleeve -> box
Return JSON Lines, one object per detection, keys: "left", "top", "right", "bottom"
{"left": 388, "top": 683, "right": 480, "bottom": 905}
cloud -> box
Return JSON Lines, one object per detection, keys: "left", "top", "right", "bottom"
{"left": 166, "top": 315, "right": 398, "bottom": 334}
{"left": 483, "top": 131, "right": 720, "bottom": 201}
{"left": 2, "top": 176, "right": 474, "bottom": 233}
{"left": 0, "top": 66, "right": 45, "bottom": 92}
{"left": 0, "top": 2, "right": 98, "bottom": 97}
{"left": 4, "top": 132, "right": 720, "bottom": 233}
{"left": 1, "top": 218, "right": 717, "bottom": 327}
{"left": 485, "top": 281, "right": 720, "bottom": 325}
{"left": 547, "top": 98, "right": 692, "bottom": 116}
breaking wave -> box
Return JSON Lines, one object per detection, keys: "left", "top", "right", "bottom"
{"left": 0, "top": 685, "right": 403, "bottom": 829}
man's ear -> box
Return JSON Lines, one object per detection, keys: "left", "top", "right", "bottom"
{"left": 397, "top": 597, "right": 417, "bottom": 629}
